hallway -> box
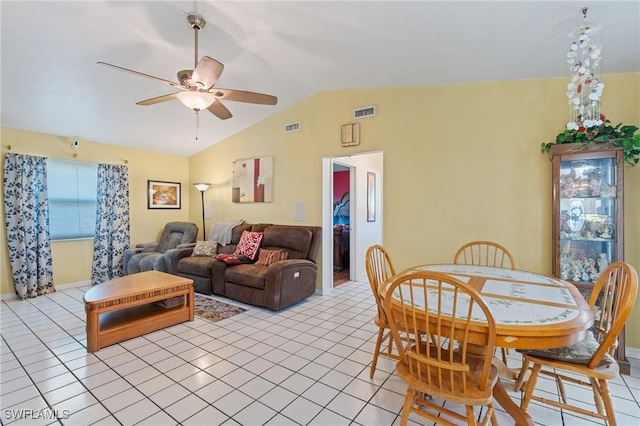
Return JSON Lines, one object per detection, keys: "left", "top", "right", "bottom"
{"left": 333, "top": 270, "right": 351, "bottom": 287}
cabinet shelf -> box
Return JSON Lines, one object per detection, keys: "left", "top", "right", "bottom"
{"left": 560, "top": 237, "right": 614, "bottom": 242}
{"left": 560, "top": 196, "right": 616, "bottom": 200}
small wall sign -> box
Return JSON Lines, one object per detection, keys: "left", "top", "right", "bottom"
{"left": 341, "top": 123, "right": 360, "bottom": 147}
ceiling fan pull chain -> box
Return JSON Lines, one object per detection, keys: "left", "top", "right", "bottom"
{"left": 195, "top": 110, "right": 200, "bottom": 141}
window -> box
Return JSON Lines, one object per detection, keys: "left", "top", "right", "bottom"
{"left": 47, "top": 159, "right": 98, "bottom": 240}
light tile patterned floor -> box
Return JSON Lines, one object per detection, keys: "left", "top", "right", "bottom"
{"left": 1, "top": 280, "right": 639, "bottom": 425}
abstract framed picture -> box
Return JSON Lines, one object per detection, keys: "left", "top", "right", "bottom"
{"left": 232, "top": 156, "right": 274, "bottom": 203}
{"left": 148, "top": 180, "right": 181, "bottom": 209}
{"left": 367, "top": 171, "right": 376, "bottom": 222}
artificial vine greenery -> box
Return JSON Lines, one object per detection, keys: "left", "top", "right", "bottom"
{"left": 542, "top": 119, "right": 640, "bottom": 166}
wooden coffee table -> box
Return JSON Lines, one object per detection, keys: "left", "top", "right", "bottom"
{"left": 84, "top": 271, "right": 194, "bottom": 352}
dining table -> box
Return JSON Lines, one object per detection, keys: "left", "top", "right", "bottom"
{"left": 379, "top": 263, "right": 594, "bottom": 426}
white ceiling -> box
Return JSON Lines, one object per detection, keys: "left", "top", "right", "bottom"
{"left": 2, "top": 1, "right": 639, "bottom": 157}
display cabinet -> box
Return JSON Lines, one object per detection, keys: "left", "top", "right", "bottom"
{"left": 551, "top": 141, "right": 629, "bottom": 374}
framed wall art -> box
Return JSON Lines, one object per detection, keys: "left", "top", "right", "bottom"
{"left": 367, "top": 171, "right": 376, "bottom": 222}
{"left": 232, "top": 156, "right": 274, "bottom": 203}
{"left": 148, "top": 180, "right": 181, "bottom": 209}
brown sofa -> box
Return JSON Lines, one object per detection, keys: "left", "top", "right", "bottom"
{"left": 165, "top": 223, "right": 321, "bottom": 311}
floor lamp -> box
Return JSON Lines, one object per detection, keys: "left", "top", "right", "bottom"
{"left": 193, "top": 183, "right": 210, "bottom": 240}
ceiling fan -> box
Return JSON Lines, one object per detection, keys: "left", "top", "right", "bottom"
{"left": 97, "top": 14, "right": 277, "bottom": 124}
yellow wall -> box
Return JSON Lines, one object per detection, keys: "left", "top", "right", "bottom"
{"left": 0, "top": 128, "right": 190, "bottom": 292}
{"left": 187, "top": 73, "right": 640, "bottom": 348}
{"left": 1, "top": 74, "right": 639, "bottom": 348}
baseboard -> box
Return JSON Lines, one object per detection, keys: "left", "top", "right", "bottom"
{"left": 1, "top": 280, "right": 91, "bottom": 301}
{"left": 626, "top": 346, "right": 640, "bottom": 360}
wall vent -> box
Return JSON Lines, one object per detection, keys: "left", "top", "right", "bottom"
{"left": 353, "top": 105, "right": 376, "bottom": 119}
{"left": 284, "top": 121, "right": 301, "bottom": 134}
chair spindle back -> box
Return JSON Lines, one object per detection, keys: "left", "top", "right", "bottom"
{"left": 365, "top": 245, "right": 396, "bottom": 320}
{"left": 587, "top": 261, "right": 638, "bottom": 368}
{"left": 454, "top": 240, "right": 515, "bottom": 269}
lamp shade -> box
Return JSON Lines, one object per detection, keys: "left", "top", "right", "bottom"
{"left": 194, "top": 183, "right": 211, "bottom": 192}
{"left": 177, "top": 91, "right": 216, "bottom": 110}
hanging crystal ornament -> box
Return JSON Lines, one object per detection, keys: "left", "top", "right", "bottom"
{"left": 566, "top": 7, "right": 603, "bottom": 131}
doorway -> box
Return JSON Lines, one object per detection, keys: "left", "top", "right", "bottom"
{"left": 321, "top": 151, "right": 384, "bottom": 295}
{"left": 332, "top": 163, "right": 352, "bottom": 287}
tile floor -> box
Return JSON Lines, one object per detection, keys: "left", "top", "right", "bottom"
{"left": 1, "top": 280, "right": 639, "bottom": 426}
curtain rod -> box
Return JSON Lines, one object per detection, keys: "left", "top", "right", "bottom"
{"left": 5, "top": 147, "right": 129, "bottom": 165}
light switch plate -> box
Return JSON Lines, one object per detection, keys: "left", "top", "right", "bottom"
{"left": 294, "top": 201, "right": 306, "bottom": 222}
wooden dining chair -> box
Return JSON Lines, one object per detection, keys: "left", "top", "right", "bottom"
{"left": 384, "top": 271, "right": 499, "bottom": 426}
{"left": 365, "top": 244, "right": 399, "bottom": 379}
{"left": 454, "top": 240, "right": 515, "bottom": 364}
{"left": 514, "top": 261, "right": 638, "bottom": 426}
{"left": 454, "top": 240, "right": 515, "bottom": 269}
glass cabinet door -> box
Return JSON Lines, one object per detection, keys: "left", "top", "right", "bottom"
{"left": 557, "top": 157, "right": 617, "bottom": 284}
{"left": 551, "top": 142, "right": 627, "bottom": 375}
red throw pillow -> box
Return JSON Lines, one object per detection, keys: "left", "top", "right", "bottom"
{"left": 255, "top": 249, "right": 289, "bottom": 266}
{"left": 233, "top": 231, "right": 263, "bottom": 260}
{"left": 224, "top": 256, "right": 242, "bottom": 265}
{"left": 215, "top": 253, "right": 231, "bottom": 261}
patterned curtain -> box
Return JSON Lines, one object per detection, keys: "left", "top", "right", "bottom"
{"left": 91, "top": 164, "right": 130, "bottom": 285}
{"left": 3, "top": 153, "right": 54, "bottom": 299}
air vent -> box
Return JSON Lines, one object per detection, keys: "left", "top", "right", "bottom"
{"left": 353, "top": 105, "right": 376, "bottom": 119}
{"left": 284, "top": 121, "right": 301, "bottom": 134}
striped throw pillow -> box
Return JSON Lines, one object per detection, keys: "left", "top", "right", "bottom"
{"left": 255, "top": 249, "right": 289, "bottom": 266}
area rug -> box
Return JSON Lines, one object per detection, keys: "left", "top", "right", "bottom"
{"left": 194, "top": 294, "right": 247, "bottom": 323}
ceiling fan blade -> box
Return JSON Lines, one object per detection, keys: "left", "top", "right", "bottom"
{"left": 207, "top": 100, "right": 233, "bottom": 120}
{"left": 98, "top": 62, "right": 186, "bottom": 90}
{"left": 191, "top": 56, "right": 224, "bottom": 90}
{"left": 210, "top": 88, "right": 277, "bottom": 105}
{"left": 136, "top": 93, "right": 179, "bottom": 106}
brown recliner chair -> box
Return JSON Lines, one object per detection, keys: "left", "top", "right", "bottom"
{"left": 123, "top": 221, "right": 198, "bottom": 275}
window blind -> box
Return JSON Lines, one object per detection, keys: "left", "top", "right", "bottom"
{"left": 47, "top": 159, "right": 98, "bottom": 240}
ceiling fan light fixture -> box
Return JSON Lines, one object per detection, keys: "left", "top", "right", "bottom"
{"left": 177, "top": 91, "right": 216, "bottom": 110}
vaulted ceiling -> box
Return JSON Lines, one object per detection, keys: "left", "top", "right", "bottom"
{"left": 2, "top": 1, "right": 638, "bottom": 157}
